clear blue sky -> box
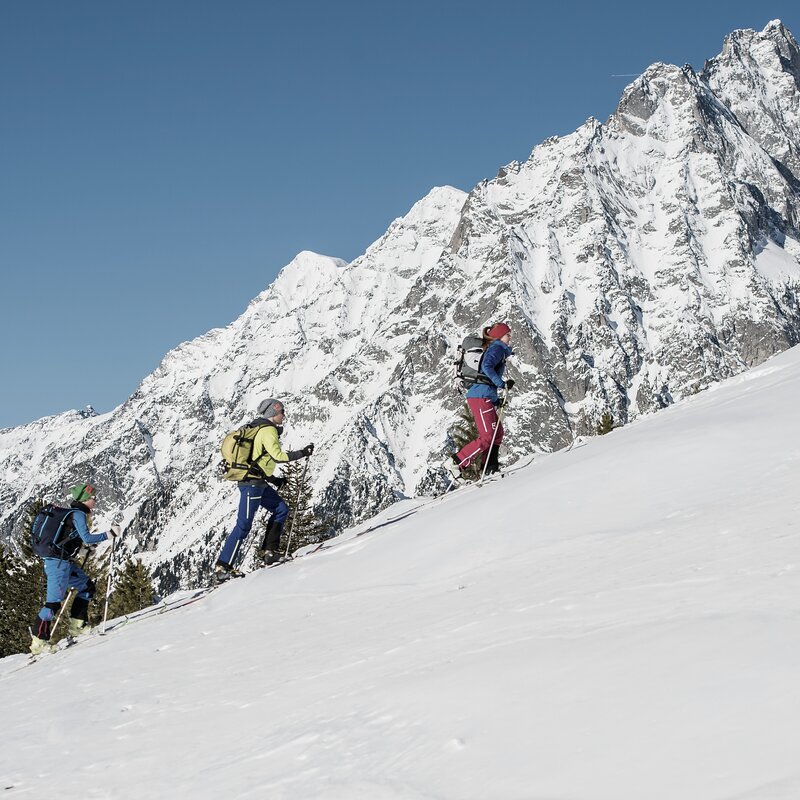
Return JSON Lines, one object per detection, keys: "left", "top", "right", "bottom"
{"left": 2, "top": 1, "right": 798, "bottom": 428}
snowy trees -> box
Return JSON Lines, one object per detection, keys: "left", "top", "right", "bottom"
{"left": 0, "top": 502, "right": 45, "bottom": 657}
{"left": 87, "top": 546, "right": 155, "bottom": 625}
{"left": 106, "top": 557, "right": 156, "bottom": 621}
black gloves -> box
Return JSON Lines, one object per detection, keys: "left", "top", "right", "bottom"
{"left": 287, "top": 443, "right": 315, "bottom": 461}
{"left": 268, "top": 475, "right": 287, "bottom": 489}
{"left": 504, "top": 379, "right": 516, "bottom": 391}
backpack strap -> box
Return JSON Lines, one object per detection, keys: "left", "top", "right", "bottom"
{"left": 244, "top": 422, "right": 274, "bottom": 480}
{"left": 475, "top": 350, "right": 495, "bottom": 385}
{"left": 54, "top": 509, "right": 79, "bottom": 550}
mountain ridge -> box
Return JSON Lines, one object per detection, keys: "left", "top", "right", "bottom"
{"left": 2, "top": 21, "right": 800, "bottom": 592}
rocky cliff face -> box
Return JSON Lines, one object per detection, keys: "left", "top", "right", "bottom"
{"left": 3, "top": 21, "right": 800, "bottom": 592}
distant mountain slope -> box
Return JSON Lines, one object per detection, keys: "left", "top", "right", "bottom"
{"left": 2, "top": 21, "right": 800, "bottom": 592}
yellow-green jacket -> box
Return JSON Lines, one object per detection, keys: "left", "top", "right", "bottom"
{"left": 245, "top": 421, "right": 302, "bottom": 482}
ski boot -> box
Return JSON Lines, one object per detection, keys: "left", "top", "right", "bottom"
{"left": 264, "top": 550, "right": 294, "bottom": 567}
{"left": 444, "top": 456, "right": 465, "bottom": 487}
{"left": 213, "top": 561, "right": 243, "bottom": 584}
{"left": 484, "top": 444, "right": 502, "bottom": 476}
{"left": 30, "top": 635, "right": 56, "bottom": 656}
{"left": 67, "top": 618, "right": 89, "bottom": 638}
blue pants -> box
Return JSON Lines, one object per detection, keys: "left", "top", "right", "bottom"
{"left": 218, "top": 484, "right": 289, "bottom": 567}
{"left": 33, "top": 558, "right": 95, "bottom": 639}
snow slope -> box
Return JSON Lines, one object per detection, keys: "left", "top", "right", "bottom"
{"left": 2, "top": 341, "right": 799, "bottom": 798}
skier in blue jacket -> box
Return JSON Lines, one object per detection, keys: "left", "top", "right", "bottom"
{"left": 449, "top": 322, "right": 515, "bottom": 479}
{"left": 30, "top": 483, "right": 118, "bottom": 655}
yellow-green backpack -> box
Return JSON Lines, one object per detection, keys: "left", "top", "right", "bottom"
{"left": 219, "top": 423, "right": 267, "bottom": 481}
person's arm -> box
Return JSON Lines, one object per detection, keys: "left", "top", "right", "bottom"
{"left": 71, "top": 511, "right": 109, "bottom": 545}
{"left": 253, "top": 427, "right": 311, "bottom": 477}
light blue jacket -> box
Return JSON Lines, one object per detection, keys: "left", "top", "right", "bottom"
{"left": 71, "top": 509, "right": 109, "bottom": 546}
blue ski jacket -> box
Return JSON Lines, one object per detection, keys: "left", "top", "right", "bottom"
{"left": 466, "top": 340, "right": 513, "bottom": 404}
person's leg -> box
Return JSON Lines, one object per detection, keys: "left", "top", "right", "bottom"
{"left": 258, "top": 486, "right": 290, "bottom": 557}
{"left": 67, "top": 565, "right": 96, "bottom": 636}
{"left": 30, "top": 558, "right": 70, "bottom": 652}
{"left": 484, "top": 417, "right": 505, "bottom": 474}
{"left": 456, "top": 398, "right": 498, "bottom": 470}
{"left": 217, "top": 485, "right": 264, "bottom": 568}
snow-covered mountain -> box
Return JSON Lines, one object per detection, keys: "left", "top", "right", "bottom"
{"left": 2, "top": 21, "right": 800, "bottom": 591}
{"left": 2, "top": 334, "right": 799, "bottom": 799}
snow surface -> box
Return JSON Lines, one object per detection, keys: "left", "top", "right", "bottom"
{"left": 2, "top": 344, "right": 800, "bottom": 798}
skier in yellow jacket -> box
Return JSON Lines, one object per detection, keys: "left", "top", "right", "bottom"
{"left": 215, "top": 398, "right": 313, "bottom": 576}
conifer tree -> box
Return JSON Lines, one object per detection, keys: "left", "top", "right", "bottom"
{"left": 106, "top": 556, "right": 155, "bottom": 620}
{"left": 449, "top": 403, "right": 482, "bottom": 480}
{"left": 252, "top": 461, "right": 331, "bottom": 565}
{"left": 0, "top": 500, "right": 46, "bottom": 657}
{"left": 597, "top": 412, "right": 616, "bottom": 435}
{"left": 283, "top": 460, "right": 331, "bottom": 556}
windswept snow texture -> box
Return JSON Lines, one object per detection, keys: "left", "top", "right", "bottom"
{"left": 2, "top": 344, "right": 799, "bottom": 799}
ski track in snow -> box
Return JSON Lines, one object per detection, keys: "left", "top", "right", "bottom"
{"left": 1, "top": 346, "right": 800, "bottom": 799}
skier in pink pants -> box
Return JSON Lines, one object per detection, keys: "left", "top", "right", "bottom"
{"left": 449, "top": 322, "right": 515, "bottom": 479}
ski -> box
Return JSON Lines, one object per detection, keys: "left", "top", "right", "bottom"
{"left": 3, "top": 634, "right": 81, "bottom": 676}
{"left": 445, "top": 467, "right": 507, "bottom": 494}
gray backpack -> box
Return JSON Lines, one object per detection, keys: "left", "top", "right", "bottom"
{"left": 453, "top": 335, "right": 491, "bottom": 392}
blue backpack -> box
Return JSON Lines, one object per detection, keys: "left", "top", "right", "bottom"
{"left": 31, "top": 504, "right": 78, "bottom": 559}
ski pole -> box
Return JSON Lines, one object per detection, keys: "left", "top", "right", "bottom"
{"left": 100, "top": 532, "right": 117, "bottom": 635}
{"left": 49, "top": 549, "right": 92, "bottom": 640}
{"left": 480, "top": 389, "right": 510, "bottom": 486}
{"left": 49, "top": 590, "right": 74, "bottom": 641}
{"left": 236, "top": 530, "right": 256, "bottom": 571}
{"left": 284, "top": 456, "right": 311, "bottom": 558}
